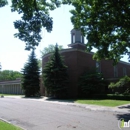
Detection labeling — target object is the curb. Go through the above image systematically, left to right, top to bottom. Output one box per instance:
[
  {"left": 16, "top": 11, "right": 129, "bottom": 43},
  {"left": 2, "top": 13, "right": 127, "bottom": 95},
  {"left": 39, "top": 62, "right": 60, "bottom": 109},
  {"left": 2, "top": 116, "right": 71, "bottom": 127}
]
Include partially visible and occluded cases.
[
  {"left": 3, "top": 96, "right": 130, "bottom": 113},
  {"left": 42, "top": 100, "right": 130, "bottom": 113},
  {"left": 0, "top": 118, "right": 26, "bottom": 130}
]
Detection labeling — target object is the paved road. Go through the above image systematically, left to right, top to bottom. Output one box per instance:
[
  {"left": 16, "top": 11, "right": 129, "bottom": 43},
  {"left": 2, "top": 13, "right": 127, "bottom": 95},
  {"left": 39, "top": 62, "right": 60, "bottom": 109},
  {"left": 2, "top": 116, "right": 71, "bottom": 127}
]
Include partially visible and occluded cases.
[{"left": 0, "top": 98, "right": 130, "bottom": 130}]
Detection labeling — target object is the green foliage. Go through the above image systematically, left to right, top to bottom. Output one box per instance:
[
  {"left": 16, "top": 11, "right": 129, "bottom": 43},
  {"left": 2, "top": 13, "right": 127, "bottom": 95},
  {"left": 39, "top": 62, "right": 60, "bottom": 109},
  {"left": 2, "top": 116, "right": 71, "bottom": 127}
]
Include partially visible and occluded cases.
[
  {"left": 0, "top": 0, "right": 8, "bottom": 7},
  {"left": 3, "top": 0, "right": 130, "bottom": 62},
  {"left": 11, "top": 0, "right": 62, "bottom": 50},
  {"left": 69, "top": 0, "right": 130, "bottom": 64},
  {"left": 41, "top": 44, "right": 63, "bottom": 57},
  {"left": 43, "top": 44, "right": 69, "bottom": 98},
  {"left": 22, "top": 50, "right": 40, "bottom": 97},
  {"left": 0, "top": 70, "right": 22, "bottom": 81},
  {"left": 78, "top": 70, "right": 107, "bottom": 97},
  {"left": 108, "top": 76, "right": 130, "bottom": 95},
  {"left": 108, "top": 82, "right": 117, "bottom": 89}
]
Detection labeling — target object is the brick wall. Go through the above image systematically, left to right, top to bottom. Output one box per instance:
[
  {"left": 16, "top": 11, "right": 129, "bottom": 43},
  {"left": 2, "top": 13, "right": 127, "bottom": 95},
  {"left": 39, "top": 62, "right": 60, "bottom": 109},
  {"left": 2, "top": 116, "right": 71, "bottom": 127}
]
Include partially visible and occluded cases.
[{"left": 42, "top": 48, "right": 130, "bottom": 98}]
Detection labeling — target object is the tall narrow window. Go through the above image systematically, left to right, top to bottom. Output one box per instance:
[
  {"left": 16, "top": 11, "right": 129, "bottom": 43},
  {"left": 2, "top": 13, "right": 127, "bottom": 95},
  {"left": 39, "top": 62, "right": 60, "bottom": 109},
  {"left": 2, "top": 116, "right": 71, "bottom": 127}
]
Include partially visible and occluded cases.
[
  {"left": 72, "top": 33, "right": 75, "bottom": 43},
  {"left": 81, "top": 36, "right": 82, "bottom": 43},
  {"left": 96, "top": 61, "right": 101, "bottom": 72},
  {"left": 114, "top": 66, "right": 118, "bottom": 77},
  {"left": 123, "top": 67, "right": 127, "bottom": 76}
]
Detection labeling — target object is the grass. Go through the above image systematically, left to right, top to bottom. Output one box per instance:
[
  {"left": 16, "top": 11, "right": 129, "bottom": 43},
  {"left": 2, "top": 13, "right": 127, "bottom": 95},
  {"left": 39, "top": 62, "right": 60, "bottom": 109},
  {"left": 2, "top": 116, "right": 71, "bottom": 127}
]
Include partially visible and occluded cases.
[
  {"left": 0, "top": 94, "right": 23, "bottom": 96},
  {"left": 75, "top": 99, "right": 130, "bottom": 107},
  {"left": 0, "top": 120, "right": 22, "bottom": 130}
]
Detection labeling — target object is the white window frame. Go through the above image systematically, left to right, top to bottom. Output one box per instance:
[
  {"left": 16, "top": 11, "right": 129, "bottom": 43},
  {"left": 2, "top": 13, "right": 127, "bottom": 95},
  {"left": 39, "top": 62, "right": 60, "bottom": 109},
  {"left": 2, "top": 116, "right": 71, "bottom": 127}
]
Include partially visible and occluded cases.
[
  {"left": 72, "top": 34, "right": 75, "bottom": 43},
  {"left": 81, "top": 35, "right": 82, "bottom": 43}
]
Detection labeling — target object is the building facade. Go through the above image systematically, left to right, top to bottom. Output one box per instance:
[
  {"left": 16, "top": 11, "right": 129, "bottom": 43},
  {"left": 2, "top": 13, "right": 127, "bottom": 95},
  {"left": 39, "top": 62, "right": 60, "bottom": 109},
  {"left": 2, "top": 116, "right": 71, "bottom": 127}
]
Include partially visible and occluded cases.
[
  {"left": 42, "top": 29, "right": 130, "bottom": 98},
  {"left": 0, "top": 78, "right": 23, "bottom": 95}
]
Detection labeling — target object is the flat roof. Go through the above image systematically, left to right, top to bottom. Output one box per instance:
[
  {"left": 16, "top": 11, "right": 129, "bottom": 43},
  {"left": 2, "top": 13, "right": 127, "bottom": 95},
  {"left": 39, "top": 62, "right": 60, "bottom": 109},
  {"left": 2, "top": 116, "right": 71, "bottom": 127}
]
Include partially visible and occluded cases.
[{"left": 42, "top": 48, "right": 130, "bottom": 66}]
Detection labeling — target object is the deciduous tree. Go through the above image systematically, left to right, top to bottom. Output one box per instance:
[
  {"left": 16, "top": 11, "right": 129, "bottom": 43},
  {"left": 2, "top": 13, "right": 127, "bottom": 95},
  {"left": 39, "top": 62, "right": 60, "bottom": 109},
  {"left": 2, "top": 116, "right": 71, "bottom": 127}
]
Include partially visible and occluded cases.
[
  {"left": 0, "top": 0, "right": 8, "bottom": 7},
  {"left": 11, "top": 0, "right": 61, "bottom": 50},
  {"left": 69, "top": 0, "right": 130, "bottom": 64},
  {"left": 41, "top": 44, "right": 63, "bottom": 57},
  {"left": 0, "top": 70, "right": 22, "bottom": 81}
]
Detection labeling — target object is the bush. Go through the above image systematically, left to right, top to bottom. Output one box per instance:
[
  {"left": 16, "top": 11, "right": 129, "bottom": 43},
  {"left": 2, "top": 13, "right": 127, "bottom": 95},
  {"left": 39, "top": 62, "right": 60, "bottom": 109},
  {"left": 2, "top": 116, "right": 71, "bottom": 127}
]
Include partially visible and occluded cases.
[
  {"left": 78, "top": 70, "right": 107, "bottom": 98},
  {"left": 108, "top": 76, "right": 130, "bottom": 95}
]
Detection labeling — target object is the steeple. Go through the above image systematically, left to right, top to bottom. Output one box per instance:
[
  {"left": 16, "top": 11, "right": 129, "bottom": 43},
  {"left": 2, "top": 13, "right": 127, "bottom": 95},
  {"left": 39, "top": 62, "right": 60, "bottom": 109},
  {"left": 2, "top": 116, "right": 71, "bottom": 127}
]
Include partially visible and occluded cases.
[
  {"left": 68, "top": 29, "right": 86, "bottom": 50},
  {"left": 71, "top": 29, "right": 84, "bottom": 44}
]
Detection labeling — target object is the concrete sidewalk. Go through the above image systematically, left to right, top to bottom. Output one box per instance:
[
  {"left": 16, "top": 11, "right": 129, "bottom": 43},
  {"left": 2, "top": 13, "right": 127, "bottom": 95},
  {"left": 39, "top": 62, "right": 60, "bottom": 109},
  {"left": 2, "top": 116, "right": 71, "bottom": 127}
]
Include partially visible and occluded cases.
[{"left": 2, "top": 95, "right": 130, "bottom": 113}]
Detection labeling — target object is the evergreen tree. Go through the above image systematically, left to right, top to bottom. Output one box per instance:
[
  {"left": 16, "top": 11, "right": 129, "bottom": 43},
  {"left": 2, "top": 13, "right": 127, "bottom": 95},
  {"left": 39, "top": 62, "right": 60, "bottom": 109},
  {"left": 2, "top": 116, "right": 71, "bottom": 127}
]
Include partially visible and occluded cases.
[
  {"left": 43, "top": 44, "right": 69, "bottom": 98},
  {"left": 22, "top": 50, "right": 40, "bottom": 97}
]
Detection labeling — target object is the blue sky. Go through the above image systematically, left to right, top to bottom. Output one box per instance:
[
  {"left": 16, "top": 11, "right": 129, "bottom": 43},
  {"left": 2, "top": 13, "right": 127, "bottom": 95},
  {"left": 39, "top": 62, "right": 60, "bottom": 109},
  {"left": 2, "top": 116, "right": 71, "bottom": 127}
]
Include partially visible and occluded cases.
[{"left": 0, "top": 3, "right": 129, "bottom": 72}]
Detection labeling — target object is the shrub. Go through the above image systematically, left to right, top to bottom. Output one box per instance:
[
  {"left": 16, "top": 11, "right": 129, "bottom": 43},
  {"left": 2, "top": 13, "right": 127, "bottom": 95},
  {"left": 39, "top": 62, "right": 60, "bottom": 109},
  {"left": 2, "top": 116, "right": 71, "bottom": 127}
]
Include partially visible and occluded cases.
[
  {"left": 78, "top": 70, "right": 107, "bottom": 98},
  {"left": 108, "top": 76, "right": 130, "bottom": 95}
]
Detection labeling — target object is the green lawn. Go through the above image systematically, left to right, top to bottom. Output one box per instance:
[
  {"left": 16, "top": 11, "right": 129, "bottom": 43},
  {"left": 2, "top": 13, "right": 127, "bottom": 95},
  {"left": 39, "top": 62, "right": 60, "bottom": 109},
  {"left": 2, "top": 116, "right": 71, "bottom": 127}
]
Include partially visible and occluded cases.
[
  {"left": 0, "top": 94, "right": 23, "bottom": 96},
  {"left": 75, "top": 99, "right": 130, "bottom": 107},
  {"left": 0, "top": 120, "right": 22, "bottom": 130}
]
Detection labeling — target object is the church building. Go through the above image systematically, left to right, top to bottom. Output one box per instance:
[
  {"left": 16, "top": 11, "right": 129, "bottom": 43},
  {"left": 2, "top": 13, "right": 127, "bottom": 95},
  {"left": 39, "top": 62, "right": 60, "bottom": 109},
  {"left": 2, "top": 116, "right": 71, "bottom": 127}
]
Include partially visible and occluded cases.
[{"left": 42, "top": 29, "right": 130, "bottom": 98}]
